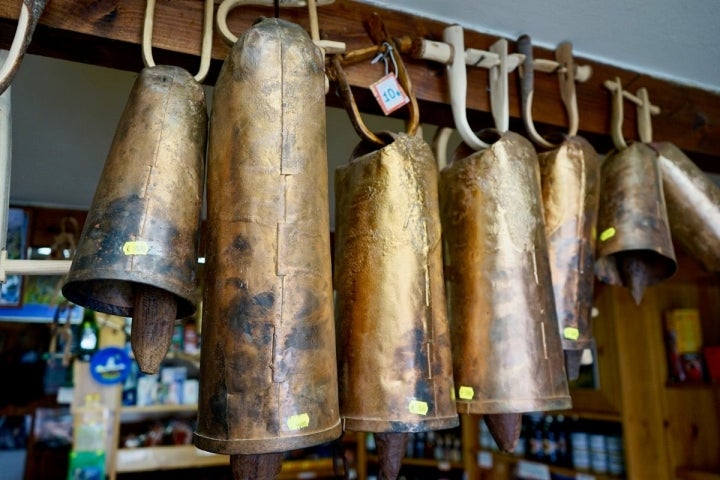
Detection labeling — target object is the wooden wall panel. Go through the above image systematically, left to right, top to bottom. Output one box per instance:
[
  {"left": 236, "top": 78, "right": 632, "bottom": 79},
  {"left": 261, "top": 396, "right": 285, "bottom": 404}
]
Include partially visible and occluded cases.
[{"left": 0, "top": 0, "right": 718, "bottom": 168}]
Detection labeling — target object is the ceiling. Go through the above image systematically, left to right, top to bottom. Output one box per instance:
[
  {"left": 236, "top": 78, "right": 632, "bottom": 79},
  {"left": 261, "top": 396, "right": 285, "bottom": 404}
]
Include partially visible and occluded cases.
[{"left": 5, "top": 0, "right": 720, "bottom": 233}]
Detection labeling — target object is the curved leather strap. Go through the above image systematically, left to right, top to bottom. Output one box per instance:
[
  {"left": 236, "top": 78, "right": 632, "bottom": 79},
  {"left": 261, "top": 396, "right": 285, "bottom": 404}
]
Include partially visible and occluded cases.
[
  {"left": 0, "top": 0, "right": 49, "bottom": 95},
  {"left": 144, "top": 0, "right": 214, "bottom": 82}
]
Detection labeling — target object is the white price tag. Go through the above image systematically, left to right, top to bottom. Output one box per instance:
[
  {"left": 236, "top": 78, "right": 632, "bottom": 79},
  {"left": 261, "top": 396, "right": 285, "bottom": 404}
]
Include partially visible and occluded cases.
[
  {"left": 370, "top": 73, "right": 410, "bottom": 115},
  {"left": 477, "top": 450, "right": 493, "bottom": 469},
  {"left": 516, "top": 460, "right": 550, "bottom": 480}
]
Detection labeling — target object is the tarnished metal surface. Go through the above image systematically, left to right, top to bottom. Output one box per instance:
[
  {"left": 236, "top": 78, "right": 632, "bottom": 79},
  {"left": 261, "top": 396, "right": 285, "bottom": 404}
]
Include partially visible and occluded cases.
[
  {"left": 194, "top": 18, "right": 340, "bottom": 455},
  {"left": 62, "top": 65, "right": 206, "bottom": 319},
  {"left": 439, "top": 131, "right": 571, "bottom": 415},
  {"left": 334, "top": 133, "right": 458, "bottom": 433},
  {"left": 538, "top": 136, "right": 601, "bottom": 380},
  {"left": 595, "top": 142, "right": 676, "bottom": 304},
  {"left": 651, "top": 142, "right": 720, "bottom": 272}
]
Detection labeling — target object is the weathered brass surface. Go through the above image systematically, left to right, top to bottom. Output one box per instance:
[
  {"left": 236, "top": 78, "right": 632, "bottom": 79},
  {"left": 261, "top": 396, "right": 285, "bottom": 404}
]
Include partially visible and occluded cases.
[
  {"left": 194, "top": 18, "right": 341, "bottom": 455},
  {"left": 62, "top": 65, "right": 206, "bottom": 320},
  {"left": 439, "top": 131, "right": 571, "bottom": 415},
  {"left": 334, "top": 133, "right": 458, "bottom": 434},
  {"left": 538, "top": 136, "right": 601, "bottom": 380},
  {"left": 595, "top": 142, "right": 676, "bottom": 304},
  {"left": 651, "top": 142, "right": 720, "bottom": 272}
]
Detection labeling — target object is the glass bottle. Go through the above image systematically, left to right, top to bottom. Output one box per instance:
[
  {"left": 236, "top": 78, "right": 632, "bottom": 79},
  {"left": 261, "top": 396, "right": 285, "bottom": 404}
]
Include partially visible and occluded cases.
[{"left": 78, "top": 308, "right": 99, "bottom": 361}]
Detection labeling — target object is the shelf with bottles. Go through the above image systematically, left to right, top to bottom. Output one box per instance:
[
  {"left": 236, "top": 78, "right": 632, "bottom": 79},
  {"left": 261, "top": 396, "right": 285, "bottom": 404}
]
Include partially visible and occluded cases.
[{"left": 474, "top": 413, "right": 626, "bottom": 479}]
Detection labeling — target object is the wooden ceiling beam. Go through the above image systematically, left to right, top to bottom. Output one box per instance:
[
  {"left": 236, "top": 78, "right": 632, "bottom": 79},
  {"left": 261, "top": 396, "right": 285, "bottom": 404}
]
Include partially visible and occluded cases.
[{"left": 0, "top": 0, "right": 718, "bottom": 168}]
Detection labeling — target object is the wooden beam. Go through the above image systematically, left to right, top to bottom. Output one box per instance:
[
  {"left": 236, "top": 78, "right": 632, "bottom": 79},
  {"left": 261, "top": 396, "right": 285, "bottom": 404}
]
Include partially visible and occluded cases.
[{"left": 1, "top": 0, "right": 719, "bottom": 168}]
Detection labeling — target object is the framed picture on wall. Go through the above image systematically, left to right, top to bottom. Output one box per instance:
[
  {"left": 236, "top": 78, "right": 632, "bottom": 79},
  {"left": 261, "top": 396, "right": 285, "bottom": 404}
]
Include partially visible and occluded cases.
[{"left": 1, "top": 208, "right": 30, "bottom": 307}]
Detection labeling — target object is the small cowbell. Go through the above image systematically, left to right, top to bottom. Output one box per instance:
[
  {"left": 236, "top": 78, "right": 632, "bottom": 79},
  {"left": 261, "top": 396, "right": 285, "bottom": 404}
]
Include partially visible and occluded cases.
[{"left": 62, "top": 65, "right": 207, "bottom": 373}]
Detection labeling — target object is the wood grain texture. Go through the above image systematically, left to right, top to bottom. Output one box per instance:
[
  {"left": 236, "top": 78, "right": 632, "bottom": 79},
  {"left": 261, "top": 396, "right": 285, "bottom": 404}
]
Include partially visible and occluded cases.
[{"left": 0, "top": 0, "right": 719, "bottom": 165}]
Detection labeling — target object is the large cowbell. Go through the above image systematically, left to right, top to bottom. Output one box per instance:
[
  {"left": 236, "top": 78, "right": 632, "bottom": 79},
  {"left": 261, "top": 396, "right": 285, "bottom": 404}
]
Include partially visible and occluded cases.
[
  {"left": 194, "top": 18, "right": 341, "bottom": 456},
  {"left": 62, "top": 65, "right": 206, "bottom": 364},
  {"left": 439, "top": 131, "right": 571, "bottom": 419},
  {"left": 334, "top": 132, "right": 458, "bottom": 435},
  {"left": 538, "top": 136, "right": 601, "bottom": 380},
  {"left": 594, "top": 142, "right": 676, "bottom": 304},
  {"left": 650, "top": 142, "right": 720, "bottom": 273}
]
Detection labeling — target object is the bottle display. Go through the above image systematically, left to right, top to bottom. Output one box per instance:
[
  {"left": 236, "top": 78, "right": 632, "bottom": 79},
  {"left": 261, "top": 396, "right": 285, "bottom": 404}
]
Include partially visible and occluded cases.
[
  {"left": 77, "top": 308, "right": 99, "bottom": 362},
  {"left": 477, "top": 414, "right": 626, "bottom": 476}
]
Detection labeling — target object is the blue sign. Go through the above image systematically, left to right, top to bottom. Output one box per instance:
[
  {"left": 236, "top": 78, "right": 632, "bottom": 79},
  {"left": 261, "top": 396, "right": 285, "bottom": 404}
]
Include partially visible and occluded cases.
[{"left": 89, "top": 347, "right": 131, "bottom": 385}]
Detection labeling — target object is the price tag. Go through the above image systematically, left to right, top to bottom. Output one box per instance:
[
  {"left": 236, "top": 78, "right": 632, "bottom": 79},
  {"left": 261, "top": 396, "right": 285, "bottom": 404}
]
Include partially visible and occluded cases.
[
  {"left": 370, "top": 73, "right": 410, "bottom": 115},
  {"left": 599, "top": 227, "right": 616, "bottom": 242},
  {"left": 123, "top": 240, "right": 150, "bottom": 255},
  {"left": 458, "top": 386, "right": 474, "bottom": 400},
  {"left": 408, "top": 399, "right": 429, "bottom": 415},
  {"left": 287, "top": 413, "right": 310, "bottom": 430},
  {"left": 516, "top": 460, "right": 550, "bottom": 480}
]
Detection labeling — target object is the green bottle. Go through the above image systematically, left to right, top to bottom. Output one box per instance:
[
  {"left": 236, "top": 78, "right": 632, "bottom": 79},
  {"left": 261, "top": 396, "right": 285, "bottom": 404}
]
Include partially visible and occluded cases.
[{"left": 78, "top": 308, "right": 99, "bottom": 361}]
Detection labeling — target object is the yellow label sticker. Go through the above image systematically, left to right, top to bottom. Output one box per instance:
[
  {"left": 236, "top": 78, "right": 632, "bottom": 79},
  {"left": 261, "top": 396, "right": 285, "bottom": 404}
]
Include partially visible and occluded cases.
[
  {"left": 599, "top": 227, "right": 616, "bottom": 242},
  {"left": 122, "top": 241, "right": 150, "bottom": 255},
  {"left": 563, "top": 327, "right": 580, "bottom": 340},
  {"left": 458, "top": 386, "right": 474, "bottom": 400},
  {"left": 408, "top": 400, "right": 429, "bottom": 415},
  {"left": 286, "top": 413, "right": 310, "bottom": 431}
]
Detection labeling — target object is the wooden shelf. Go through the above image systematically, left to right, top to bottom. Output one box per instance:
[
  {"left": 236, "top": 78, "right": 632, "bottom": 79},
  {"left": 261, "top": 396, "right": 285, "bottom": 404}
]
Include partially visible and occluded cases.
[
  {"left": 119, "top": 404, "right": 198, "bottom": 415},
  {"left": 116, "top": 445, "right": 228, "bottom": 472},
  {"left": 117, "top": 445, "right": 340, "bottom": 478},
  {"left": 479, "top": 450, "right": 624, "bottom": 480},
  {"left": 367, "top": 453, "right": 463, "bottom": 471},
  {"left": 676, "top": 467, "right": 720, "bottom": 480}
]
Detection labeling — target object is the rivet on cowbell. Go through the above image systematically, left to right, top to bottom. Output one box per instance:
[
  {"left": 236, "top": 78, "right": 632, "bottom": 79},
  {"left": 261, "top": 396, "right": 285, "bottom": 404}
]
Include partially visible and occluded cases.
[
  {"left": 62, "top": 0, "right": 212, "bottom": 374},
  {"left": 193, "top": 16, "right": 341, "bottom": 479},
  {"left": 329, "top": 19, "right": 458, "bottom": 480},
  {"left": 438, "top": 28, "right": 571, "bottom": 453},
  {"left": 516, "top": 35, "right": 601, "bottom": 381},
  {"left": 595, "top": 79, "right": 676, "bottom": 305}
]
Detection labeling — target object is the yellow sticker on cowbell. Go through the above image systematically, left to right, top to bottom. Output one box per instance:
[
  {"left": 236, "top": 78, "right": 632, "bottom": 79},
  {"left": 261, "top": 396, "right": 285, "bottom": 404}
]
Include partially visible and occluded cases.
[
  {"left": 599, "top": 227, "right": 616, "bottom": 242},
  {"left": 122, "top": 241, "right": 150, "bottom": 255},
  {"left": 563, "top": 327, "right": 580, "bottom": 340},
  {"left": 458, "top": 386, "right": 474, "bottom": 400},
  {"left": 408, "top": 400, "right": 429, "bottom": 415},
  {"left": 287, "top": 413, "right": 310, "bottom": 430}
]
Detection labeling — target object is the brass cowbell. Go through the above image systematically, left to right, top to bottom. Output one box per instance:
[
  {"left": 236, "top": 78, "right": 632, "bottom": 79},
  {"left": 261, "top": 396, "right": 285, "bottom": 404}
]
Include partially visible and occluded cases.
[
  {"left": 62, "top": 1, "right": 213, "bottom": 375},
  {"left": 194, "top": 17, "right": 341, "bottom": 459},
  {"left": 329, "top": 25, "right": 458, "bottom": 479},
  {"left": 438, "top": 30, "right": 570, "bottom": 454},
  {"left": 517, "top": 35, "right": 601, "bottom": 380},
  {"left": 62, "top": 65, "right": 207, "bottom": 370},
  {"left": 595, "top": 81, "right": 676, "bottom": 304},
  {"left": 440, "top": 132, "right": 571, "bottom": 419},
  {"left": 651, "top": 142, "right": 720, "bottom": 273}
]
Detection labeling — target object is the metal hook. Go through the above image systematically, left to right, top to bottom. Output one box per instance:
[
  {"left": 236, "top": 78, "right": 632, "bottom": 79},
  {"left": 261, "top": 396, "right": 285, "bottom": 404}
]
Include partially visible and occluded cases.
[
  {"left": 0, "top": 0, "right": 49, "bottom": 95},
  {"left": 143, "top": 0, "right": 214, "bottom": 82},
  {"left": 517, "top": 35, "right": 587, "bottom": 148},
  {"left": 604, "top": 78, "right": 660, "bottom": 150}
]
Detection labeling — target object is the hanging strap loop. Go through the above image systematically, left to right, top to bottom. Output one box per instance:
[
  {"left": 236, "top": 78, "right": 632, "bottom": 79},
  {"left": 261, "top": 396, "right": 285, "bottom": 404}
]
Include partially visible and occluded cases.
[
  {"left": 0, "top": 0, "right": 49, "bottom": 95},
  {"left": 143, "top": 0, "right": 214, "bottom": 82},
  {"left": 327, "top": 14, "right": 418, "bottom": 147},
  {"left": 518, "top": 35, "right": 589, "bottom": 148},
  {"left": 604, "top": 77, "right": 660, "bottom": 150}
]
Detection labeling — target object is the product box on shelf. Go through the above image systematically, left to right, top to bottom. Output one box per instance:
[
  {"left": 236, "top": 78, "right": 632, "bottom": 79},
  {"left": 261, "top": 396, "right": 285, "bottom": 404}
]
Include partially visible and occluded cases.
[{"left": 664, "top": 308, "right": 706, "bottom": 383}]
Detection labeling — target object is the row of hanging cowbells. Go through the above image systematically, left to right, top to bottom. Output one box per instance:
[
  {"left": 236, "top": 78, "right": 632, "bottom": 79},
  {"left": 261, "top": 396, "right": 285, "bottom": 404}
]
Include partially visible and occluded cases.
[{"left": 2, "top": 1, "right": 720, "bottom": 479}]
